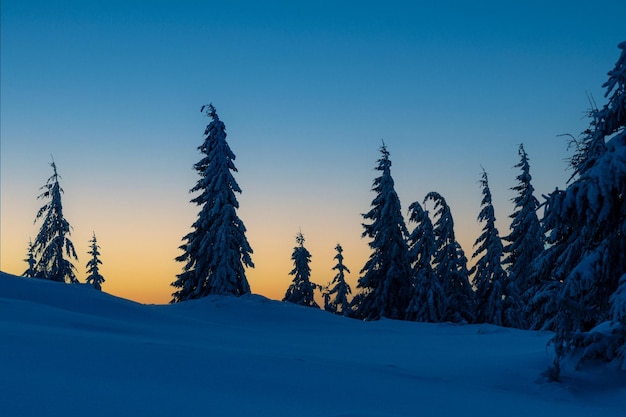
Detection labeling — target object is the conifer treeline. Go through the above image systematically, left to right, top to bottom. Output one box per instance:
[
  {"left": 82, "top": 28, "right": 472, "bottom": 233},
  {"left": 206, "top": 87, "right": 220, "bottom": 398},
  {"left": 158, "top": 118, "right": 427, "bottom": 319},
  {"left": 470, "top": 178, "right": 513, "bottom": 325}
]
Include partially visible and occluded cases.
[{"left": 288, "top": 142, "right": 539, "bottom": 326}]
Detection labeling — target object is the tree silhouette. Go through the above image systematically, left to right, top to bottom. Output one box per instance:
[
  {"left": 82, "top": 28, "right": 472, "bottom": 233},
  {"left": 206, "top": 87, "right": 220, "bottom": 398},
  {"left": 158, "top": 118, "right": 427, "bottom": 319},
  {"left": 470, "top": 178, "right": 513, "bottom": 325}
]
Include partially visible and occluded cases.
[
  {"left": 533, "top": 42, "right": 626, "bottom": 379},
  {"left": 172, "top": 104, "right": 254, "bottom": 302},
  {"left": 352, "top": 143, "right": 412, "bottom": 320},
  {"left": 503, "top": 144, "right": 544, "bottom": 327},
  {"left": 32, "top": 160, "right": 78, "bottom": 283},
  {"left": 471, "top": 169, "right": 520, "bottom": 327},
  {"left": 424, "top": 192, "right": 474, "bottom": 323},
  {"left": 405, "top": 201, "right": 446, "bottom": 322},
  {"left": 283, "top": 232, "right": 319, "bottom": 308},
  {"left": 85, "top": 233, "right": 105, "bottom": 291},
  {"left": 22, "top": 239, "right": 37, "bottom": 278},
  {"left": 324, "top": 243, "right": 352, "bottom": 316}
]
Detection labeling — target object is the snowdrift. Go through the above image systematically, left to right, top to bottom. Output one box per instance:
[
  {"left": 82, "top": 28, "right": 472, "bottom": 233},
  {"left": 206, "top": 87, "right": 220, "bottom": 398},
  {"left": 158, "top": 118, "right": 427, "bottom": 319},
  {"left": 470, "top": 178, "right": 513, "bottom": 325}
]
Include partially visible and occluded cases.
[{"left": 0, "top": 272, "right": 624, "bottom": 416}]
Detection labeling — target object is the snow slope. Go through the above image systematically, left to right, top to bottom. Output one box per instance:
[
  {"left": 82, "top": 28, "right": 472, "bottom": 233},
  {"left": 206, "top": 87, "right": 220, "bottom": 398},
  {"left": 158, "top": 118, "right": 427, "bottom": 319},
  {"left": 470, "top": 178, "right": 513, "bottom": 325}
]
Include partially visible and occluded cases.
[{"left": 0, "top": 271, "right": 624, "bottom": 416}]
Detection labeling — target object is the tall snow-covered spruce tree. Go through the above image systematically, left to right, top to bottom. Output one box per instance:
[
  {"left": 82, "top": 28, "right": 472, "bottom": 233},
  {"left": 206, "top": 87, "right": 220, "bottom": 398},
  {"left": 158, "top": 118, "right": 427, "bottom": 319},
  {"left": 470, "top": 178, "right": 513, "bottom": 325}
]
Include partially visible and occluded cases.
[
  {"left": 533, "top": 41, "right": 626, "bottom": 378},
  {"left": 171, "top": 104, "right": 254, "bottom": 302},
  {"left": 352, "top": 143, "right": 412, "bottom": 320},
  {"left": 503, "top": 144, "right": 544, "bottom": 326},
  {"left": 32, "top": 160, "right": 78, "bottom": 283},
  {"left": 471, "top": 169, "right": 520, "bottom": 327},
  {"left": 424, "top": 192, "right": 474, "bottom": 323},
  {"left": 405, "top": 200, "right": 446, "bottom": 322},
  {"left": 283, "top": 232, "right": 319, "bottom": 308},
  {"left": 85, "top": 233, "right": 105, "bottom": 291},
  {"left": 324, "top": 243, "right": 352, "bottom": 316}
]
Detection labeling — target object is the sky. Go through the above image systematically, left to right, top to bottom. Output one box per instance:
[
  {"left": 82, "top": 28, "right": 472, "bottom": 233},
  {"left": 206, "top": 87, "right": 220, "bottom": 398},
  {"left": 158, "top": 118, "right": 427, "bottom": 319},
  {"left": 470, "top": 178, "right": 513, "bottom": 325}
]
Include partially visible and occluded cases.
[{"left": 1, "top": 0, "right": 625, "bottom": 304}]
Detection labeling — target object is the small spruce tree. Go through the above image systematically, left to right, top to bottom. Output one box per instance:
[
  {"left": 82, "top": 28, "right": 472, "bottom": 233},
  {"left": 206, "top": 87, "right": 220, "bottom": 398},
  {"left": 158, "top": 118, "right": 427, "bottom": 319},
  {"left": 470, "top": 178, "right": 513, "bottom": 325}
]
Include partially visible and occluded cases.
[
  {"left": 172, "top": 104, "right": 254, "bottom": 302},
  {"left": 352, "top": 143, "right": 412, "bottom": 320},
  {"left": 32, "top": 160, "right": 78, "bottom": 283},
  {"left": 283, "top": 232, "right": 319, "bottom": 308},
  {"left": 85, "top": 233, "right": 105, "bottom": 291},
  {"left": 22, "top": 239, "right": 37, "bottom": 278},
  {"left": 324, "top": 243, "right": 352, "bottom": 316}
]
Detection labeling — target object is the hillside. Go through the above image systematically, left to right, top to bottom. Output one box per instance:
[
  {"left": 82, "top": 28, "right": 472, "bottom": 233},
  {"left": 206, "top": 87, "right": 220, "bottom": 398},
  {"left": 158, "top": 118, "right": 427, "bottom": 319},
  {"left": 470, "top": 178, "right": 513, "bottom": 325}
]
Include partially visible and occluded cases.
[{"left": 0, "top": 272, "right": 624, "bottom": 416}]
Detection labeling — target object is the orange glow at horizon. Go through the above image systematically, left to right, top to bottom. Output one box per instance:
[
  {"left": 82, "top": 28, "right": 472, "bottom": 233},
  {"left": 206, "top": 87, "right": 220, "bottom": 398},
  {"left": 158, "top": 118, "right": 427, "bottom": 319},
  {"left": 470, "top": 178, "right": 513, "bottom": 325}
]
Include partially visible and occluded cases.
[{"left": 1, "top": 200, "right": 482, "bottom": 306}]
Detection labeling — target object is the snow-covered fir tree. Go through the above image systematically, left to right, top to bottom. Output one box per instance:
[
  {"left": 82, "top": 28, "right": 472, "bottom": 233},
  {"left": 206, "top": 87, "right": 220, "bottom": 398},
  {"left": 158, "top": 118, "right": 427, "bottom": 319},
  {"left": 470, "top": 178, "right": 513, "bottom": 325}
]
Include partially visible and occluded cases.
[
  {"left": 533, "top": 41, "right": 626, "bottom": 378},
  {"left": 171, "top": 104, "right": 254, "bottom": 302},
  {"left": 352, "top": 143, "right": 412, "bottom": 320},
  {"left": 503, "top": 144, "right": 544, "bottom": 324},
  {"left": 32, "top": 160, "right": 78, "bottom": 283},
  {"left": 471, "top": 169, "right": 521, "bottom": 327},
  {"left": 424, "top": 191, "right": 474, "bottom": 323},
  {"left": 405, "top": 200, "right": 446, "bottom": 322},
  {"left": 283, "top": 232, "right": 319, "bottom": 308},
  {"left": 85, "top": 233, "right": 105, "bottom": 291},
  {"left": 22, "top": 239, "right": 37, "bottom": 278},
  {"left": 324, "top": 243, "right": 352, "bottom": 316}
]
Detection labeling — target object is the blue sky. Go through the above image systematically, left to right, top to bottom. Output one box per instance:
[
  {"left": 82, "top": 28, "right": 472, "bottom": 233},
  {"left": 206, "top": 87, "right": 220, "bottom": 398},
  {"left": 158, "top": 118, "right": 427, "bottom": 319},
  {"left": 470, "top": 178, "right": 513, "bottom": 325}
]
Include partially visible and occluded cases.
[{"left": 1, "top": 0, "right": 624, "bottom": 303}]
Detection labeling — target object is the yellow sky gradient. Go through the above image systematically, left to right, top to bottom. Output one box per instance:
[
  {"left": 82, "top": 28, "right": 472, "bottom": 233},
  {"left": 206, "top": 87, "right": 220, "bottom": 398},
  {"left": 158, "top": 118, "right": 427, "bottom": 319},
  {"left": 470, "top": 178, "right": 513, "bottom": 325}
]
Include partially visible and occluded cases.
[{"left": 0, "top": 163, "right": 485, "bottom": 306}]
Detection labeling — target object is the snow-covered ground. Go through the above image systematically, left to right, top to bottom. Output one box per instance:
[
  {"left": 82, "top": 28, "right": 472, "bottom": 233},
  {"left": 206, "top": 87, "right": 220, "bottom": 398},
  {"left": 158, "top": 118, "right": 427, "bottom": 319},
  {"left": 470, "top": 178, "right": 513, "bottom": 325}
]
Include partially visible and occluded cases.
[{"left": 1, "top": 271, "right": 624, "bottom": 416}]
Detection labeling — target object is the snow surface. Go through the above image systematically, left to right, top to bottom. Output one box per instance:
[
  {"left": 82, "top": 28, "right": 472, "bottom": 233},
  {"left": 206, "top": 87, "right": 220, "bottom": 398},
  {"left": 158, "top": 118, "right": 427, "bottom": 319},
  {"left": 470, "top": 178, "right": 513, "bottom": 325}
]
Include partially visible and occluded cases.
[{"left": 1, "top": 271, "right": 624, "bottom": 417}]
